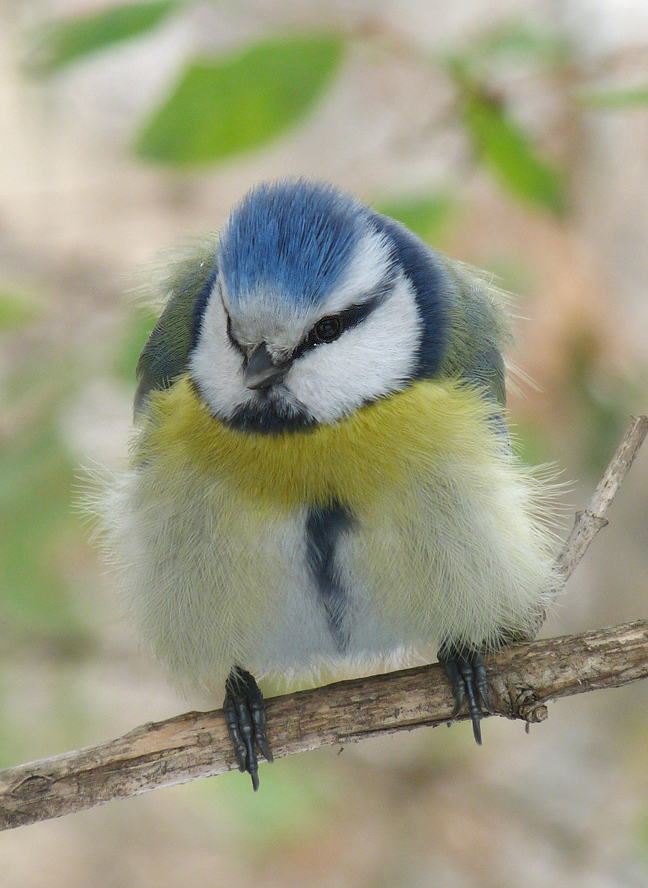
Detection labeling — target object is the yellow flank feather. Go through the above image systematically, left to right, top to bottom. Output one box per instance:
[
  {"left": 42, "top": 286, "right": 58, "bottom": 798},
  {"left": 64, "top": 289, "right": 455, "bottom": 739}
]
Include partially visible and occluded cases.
[{"left": 135, "top": 375, "right": 504, "bottom": 512}]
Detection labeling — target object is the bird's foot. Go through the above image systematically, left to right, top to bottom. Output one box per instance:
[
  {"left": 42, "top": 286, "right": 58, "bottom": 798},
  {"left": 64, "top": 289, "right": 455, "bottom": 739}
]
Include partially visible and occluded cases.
[
  {"left": 437, "top": 644, "right": 494, "bottom": 745},
  {"left": 223, "top": 667, "right": 273, "bottom": 791}
]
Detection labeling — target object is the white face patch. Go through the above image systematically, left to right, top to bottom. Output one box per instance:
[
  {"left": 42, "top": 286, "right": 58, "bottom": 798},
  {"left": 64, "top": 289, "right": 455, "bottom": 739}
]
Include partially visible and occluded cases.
[
  {"left": 189, "top": 229, "right": 423, "bottom": 429},
  {"left": 285, "top": 273, "right": 421, "bottom": 423},
  {"left": 190, "top": 280, "right": 315, "bottom": 427},
  {"left": 189, "top": 283, "right": 253, "bottom": 420}
]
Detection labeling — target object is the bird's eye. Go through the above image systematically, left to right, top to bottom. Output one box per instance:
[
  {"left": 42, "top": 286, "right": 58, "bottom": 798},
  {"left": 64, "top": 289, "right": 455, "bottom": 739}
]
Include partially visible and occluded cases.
[{"left": 312, "top": 316, "right": 343, "bottom": 344}]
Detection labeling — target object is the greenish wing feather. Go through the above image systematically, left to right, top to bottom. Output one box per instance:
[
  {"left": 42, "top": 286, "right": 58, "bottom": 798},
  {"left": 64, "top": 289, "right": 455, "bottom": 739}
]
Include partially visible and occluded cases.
[
  {"left": 135, "top": 241, "right": 218, "bottom": 416},
  {"left": 438, "top": 258, "right": 511, "bottom": 409},
  {"left": 462, "top": 341, "right": 506, "bottom": 407}
]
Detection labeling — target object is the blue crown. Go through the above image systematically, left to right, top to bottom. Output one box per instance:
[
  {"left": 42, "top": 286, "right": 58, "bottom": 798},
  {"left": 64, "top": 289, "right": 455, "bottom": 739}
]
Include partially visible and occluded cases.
[{"left": 218, "top": 180, "right": 367, "bottom": 309}]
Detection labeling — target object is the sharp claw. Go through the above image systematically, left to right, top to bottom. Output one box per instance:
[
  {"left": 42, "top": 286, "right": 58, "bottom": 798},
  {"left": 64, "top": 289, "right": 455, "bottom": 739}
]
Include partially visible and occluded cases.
[
  {"left": 438, "top": 645, "right": 492, "bottom": 743},
  {"left": 474, "top": 659, "right": 495, "bottom": 715},
  {"left": 223, "top": 668, "right": 273, "bottom": 789},
  {"left": 479, "top": 689, "right": 495, "bottom": 717},
  {"left": 471, "top": 714, "right": 482, "bottom": 745},
  {"left": 257, "top": 735, "right": 274, "bottom": 763}
]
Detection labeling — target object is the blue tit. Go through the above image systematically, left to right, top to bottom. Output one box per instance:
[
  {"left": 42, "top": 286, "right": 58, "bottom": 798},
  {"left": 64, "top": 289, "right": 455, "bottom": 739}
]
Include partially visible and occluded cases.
[{"left": 101, "top": 179, "right": 559, "bottom": 790}]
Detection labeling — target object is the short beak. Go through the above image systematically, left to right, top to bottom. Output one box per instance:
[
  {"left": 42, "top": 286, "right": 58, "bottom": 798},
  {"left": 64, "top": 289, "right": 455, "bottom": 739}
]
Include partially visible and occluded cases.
[{"left": 244, "top": 342, "right": 288, "bottom": 390}]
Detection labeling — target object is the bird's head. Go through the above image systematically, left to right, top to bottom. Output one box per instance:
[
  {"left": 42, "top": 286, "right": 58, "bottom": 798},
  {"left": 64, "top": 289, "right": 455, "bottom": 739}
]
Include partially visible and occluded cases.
[{"left": 189, "top": 180, "right": 449, "bottom": 433}]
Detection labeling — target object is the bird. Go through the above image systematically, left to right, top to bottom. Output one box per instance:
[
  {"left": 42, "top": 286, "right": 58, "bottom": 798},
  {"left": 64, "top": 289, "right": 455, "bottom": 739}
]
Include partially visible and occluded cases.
[{"left": 101, "top": 178, "right": 559, "bottom": 791}]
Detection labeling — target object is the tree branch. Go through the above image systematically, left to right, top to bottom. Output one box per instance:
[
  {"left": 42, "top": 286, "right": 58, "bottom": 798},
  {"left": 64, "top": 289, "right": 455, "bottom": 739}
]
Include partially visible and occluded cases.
[
  {"left": 557, "top": 414, "right": 648, "bottom": 580},
  {"left": 1, "top": 415, "right": 646, "bottom": 831},
  {"left": 2, "top": 620, "right": 648, "bottom": 831}
]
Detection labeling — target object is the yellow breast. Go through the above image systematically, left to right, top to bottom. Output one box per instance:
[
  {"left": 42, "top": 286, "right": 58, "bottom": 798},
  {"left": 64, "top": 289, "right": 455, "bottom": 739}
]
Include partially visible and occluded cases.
[{"left": 134, "top": 375, "right": 501, "bottom": 512}]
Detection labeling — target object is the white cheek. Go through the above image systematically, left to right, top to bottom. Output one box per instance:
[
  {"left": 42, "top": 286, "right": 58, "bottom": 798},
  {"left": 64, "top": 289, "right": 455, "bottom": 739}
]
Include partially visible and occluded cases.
[
  {"left": 286, "top": 276, "right": 421, "bottom": 424},
  {"left": 189, "top": 293, "right": 252, "bottom": 417}
]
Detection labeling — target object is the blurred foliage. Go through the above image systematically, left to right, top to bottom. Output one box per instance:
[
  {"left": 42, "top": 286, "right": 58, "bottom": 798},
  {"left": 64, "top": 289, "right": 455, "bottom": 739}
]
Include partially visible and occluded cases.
[
  {"left": 30, "top": 0, "right": 178, "bottom": 73},
  {"left": 30, "top": 5, "right": 646, "bottom": 213},
  {"left": 32, "top": 5, "right": 572, "bottom": 214},
  {"left": 457, "top": 21, "right": 571, "bottom": 73},
  {"left": 136, "top": 35, "right": 344, "bottom": 165},
  {"left": 450, "top": 60, "right": 566, "bottom": 217},
  {"left": 583, "top": 84, "right": 648, "bottom": 110},
  {"left": 374, "top": 193, "right": 456, "bottom": 244},
  {"left": 0, "top": 289, "right": 39, "bottom": 331},
  {"left": 0, "top": 289, "right": 102, "bottom": 656},
  {"left": 115, "top": 309, "right": 158, "bottom": 383},
  {"left": 563, "top": 330, "right": 639, "bottom": 476},
  {"left": 0, "top": 395, "right": 83, "bottom": 642},
  {"left": 509, "top": 420, "right": 555, "bottom": 469},
  {"left": 0, "top": 661, "right": 97, "bottom": 768},
  {"left": 196, "top": 754, "right": 336, "bottom": 851}
]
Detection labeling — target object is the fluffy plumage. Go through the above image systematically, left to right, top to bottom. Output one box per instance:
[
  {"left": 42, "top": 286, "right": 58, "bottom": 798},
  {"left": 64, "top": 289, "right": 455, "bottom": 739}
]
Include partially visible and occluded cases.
[
  {"left": 100, "top": 178, "right": 560, "bottom": 768},
  {"left": 100, "top": 181, "right": 560, "bottom": 706},
  {"left": 103, "top": 373, "right": 556, "bottom": 692}
]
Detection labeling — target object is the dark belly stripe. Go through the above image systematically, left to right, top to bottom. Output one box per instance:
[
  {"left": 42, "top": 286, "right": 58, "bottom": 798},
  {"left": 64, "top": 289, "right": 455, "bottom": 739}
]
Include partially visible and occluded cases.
[{"left": 305, "top": 503, "right": 354, "bottom": 651}]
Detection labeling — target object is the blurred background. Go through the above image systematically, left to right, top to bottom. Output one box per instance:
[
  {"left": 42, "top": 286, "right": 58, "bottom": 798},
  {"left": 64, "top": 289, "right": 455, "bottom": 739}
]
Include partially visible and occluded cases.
[{"left": 1, "top": 0, "right": 648, "bottom": 885}]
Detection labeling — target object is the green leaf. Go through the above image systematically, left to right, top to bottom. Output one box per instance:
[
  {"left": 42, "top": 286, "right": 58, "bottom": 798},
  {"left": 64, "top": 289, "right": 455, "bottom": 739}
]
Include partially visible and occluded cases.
[
  {"left": 33, "top": 1, "right": 178, "bottom": 73},
  {"left": 136, "top": 35, "right": 344, "bottom": 165},
  {"left": 459, "top": 81, "right": 566, "bottom": 216},
  {"left": 583, "top": 85, "right": 648, "bottom": 110},
  {"left": 374, "top": 193, "right": 455, "bottom": 244}
]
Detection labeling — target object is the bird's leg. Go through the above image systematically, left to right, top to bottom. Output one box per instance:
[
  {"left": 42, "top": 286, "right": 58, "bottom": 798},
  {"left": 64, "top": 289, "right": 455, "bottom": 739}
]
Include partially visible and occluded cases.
[
  {"left": 437, "top": 643, "right": 495, "bottom": 745},
  {"left": 223, "top": 667, "right": 273, "bottom": 791}
]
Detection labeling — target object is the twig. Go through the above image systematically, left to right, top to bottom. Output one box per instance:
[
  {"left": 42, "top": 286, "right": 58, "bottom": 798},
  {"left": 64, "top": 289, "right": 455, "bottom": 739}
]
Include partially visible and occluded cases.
[
  {"left": 0, "top": 415, "right": 646, "bottom": 831},
  {"left": 557, "top": 415, "right": 648, "bottom": 580}
]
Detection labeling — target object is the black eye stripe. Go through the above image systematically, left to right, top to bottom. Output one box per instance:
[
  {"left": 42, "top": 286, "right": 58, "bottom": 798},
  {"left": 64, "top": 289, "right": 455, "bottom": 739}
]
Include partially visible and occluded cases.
[
  {"left": 223, "top": 273, "right": 396, "bottom": 369},
  {"left": 292, "top": 286, "right": 391, "bottom": 361},
  {"left": 335, "top": 295, "right": 382, "bottom": 330}
]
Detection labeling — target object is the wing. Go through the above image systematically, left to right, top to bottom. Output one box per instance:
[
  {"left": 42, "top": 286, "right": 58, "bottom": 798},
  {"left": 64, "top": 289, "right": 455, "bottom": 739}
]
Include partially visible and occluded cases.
[
  {"left": 369, "top": 213, "right": 510, "bottom": 409},
  {"left": 134, "top": 241, "right": 218, "bottom": 416},
  {"left": 434, "top": 258, "right": 511, "bottom": 409}
]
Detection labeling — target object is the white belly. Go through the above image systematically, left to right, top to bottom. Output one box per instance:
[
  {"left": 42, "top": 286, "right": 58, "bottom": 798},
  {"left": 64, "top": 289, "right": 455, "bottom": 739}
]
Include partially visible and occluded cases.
[{"left": 100, "top": 448, "right": 557, "bottom": 694}]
